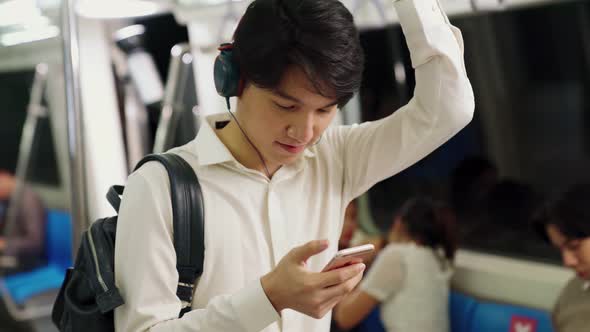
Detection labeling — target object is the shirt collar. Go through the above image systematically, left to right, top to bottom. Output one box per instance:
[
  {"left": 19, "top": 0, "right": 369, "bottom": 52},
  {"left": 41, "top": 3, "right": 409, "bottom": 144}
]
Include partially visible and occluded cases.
[
  {"left": 193, "top": 112, "right": 316, "bottom": 168},
  {"left": 193, "top": 113, "right": 235, "bottom": 166},
  {"left": 303, "top": 145, "right": 316, "bottom": 158}
]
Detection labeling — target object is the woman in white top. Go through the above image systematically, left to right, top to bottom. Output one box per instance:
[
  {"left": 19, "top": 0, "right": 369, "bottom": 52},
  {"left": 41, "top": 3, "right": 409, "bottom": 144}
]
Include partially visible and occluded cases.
[{"left": 334, "top": 197, "right": 456, "bottom": 332}]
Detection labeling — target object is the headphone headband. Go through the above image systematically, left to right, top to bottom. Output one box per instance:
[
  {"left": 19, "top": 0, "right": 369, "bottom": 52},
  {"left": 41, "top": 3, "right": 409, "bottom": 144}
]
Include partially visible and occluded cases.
[
  {"left": 214, "top": 42, "right": 240, "bottom": 108},
  {"left": 218, "top": 43, "right": 233, "bottom": 51}
]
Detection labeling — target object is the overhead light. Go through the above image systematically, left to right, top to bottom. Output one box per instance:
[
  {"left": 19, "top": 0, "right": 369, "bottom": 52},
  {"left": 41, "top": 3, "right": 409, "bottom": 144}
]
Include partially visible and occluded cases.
[
  {"left": 0, "top": 0, "right": 51, "bottom": 28},
  {"left": 0, "top": 0, "right": 60, "bottom": 46},
  {"left": 36, "top": 0, "right": 62, "bottom": 10},
  {"left": 76, "top": 0, "right": 170, "bottom": 19},
  {"left": 0, "top": 25, "right": 60, "bottom": 46}
]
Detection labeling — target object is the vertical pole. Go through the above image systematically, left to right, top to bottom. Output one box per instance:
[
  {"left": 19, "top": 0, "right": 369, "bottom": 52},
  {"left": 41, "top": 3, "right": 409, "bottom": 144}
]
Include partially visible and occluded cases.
[{"left": 61, "top": 0, "right": 88, "bottom": 254}]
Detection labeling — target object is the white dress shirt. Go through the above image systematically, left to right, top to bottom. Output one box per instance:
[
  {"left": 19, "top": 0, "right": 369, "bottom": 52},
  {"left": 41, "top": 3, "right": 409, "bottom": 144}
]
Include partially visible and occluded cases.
[
  {"left": 114, "top": 0, "right": 475, "bottom": 331},
  {"left": 361, "top": 243, "right": 453, "bottom": 332}
]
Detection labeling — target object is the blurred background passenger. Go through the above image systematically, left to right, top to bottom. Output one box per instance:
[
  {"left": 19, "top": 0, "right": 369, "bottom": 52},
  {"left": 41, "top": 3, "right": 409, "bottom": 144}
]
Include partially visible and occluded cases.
[
  {"left": 451, "top": 156, "right": 498, "bottom": 225},
  {"left": 0, "top": 170, "right": 46, "bottom": 275},
  {"left": 0, "top": 170, "right": 46, "bottom": 332},
  {"left": 474, "top": 179, "right": 539, "bottom": 252},
  {"left": 533, "top": 183, "right": 590, "bottom": 332},
  {"left": 333, "top": 197, "right": 456, "bottom": 332},
  {"left": 339, "top": 198, "right": 384, "bottom": 269},
  {"left": 340, "top": 200, "right": 359, "bottom": 251}
]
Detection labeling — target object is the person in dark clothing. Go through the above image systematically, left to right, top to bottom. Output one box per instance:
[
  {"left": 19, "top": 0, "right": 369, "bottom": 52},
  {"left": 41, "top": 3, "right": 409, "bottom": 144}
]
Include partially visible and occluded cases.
[
  {"left": 450, "top": 156, "right": 498, "bottom": 222},
  {"left": 0, "top": 170, "right": 46, "bottom": 274},
  {"left": 0, "top": 170, "right": 46, "bottom": 332},
  {"left": 533, "top": 183, "right": 590, "bottom": 332}
]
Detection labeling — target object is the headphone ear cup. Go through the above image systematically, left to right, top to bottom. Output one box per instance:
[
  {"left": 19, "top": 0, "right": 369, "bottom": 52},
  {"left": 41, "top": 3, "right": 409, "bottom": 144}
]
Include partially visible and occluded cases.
[{"left": 214, "top": 47, "right": 240, "bottom": 98}]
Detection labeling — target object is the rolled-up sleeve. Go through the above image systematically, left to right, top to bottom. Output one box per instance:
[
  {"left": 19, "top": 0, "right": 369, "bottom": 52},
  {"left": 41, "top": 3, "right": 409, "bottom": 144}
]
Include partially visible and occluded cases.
[
  {"left": 335, "top": 0, "right": 475, "bottom": 201},
  {"left": 114, "top": 164, "right": 279, "bottom": 332}
]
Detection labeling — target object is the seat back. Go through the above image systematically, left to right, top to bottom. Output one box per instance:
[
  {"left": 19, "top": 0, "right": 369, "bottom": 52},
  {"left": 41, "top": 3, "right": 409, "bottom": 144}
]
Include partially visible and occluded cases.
[
  {"left": 45, "top": 210, "right": 73, "bottom": 270},
  {"left": 450, "top": 291, "right": 477, "bottom": 332},
  {"left": 469, "top": 301, "right": 554, "bottom": 332}
]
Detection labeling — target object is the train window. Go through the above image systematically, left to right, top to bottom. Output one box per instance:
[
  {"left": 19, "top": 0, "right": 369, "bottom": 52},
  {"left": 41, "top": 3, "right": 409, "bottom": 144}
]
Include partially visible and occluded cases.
[
  {"left": 360, "top": 0, "right": 590, "bottom": 264},
  {"left": 0, "top": 70, "right": 60, "bottom": 187}
]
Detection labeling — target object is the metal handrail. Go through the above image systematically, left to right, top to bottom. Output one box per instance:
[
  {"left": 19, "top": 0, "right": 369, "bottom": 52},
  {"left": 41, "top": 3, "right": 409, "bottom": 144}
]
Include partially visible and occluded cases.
[
  {"left": 62, "top": 0, "right": 88, "bottom": 253},
  {"left": 153, "top": 44, "right": 200, "bottom": 153},
  {"left": 1, "top": 64, "right": 48, "bottom": 259},
  {"left": 0, "top": 279, "right": 55, "bottom": 321}
]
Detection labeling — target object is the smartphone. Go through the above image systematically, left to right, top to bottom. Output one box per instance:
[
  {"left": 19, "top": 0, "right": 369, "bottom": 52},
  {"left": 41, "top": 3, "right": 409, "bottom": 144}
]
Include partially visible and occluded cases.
[{"left": 322, "top": 244, "right": 375, "bottom": 272}]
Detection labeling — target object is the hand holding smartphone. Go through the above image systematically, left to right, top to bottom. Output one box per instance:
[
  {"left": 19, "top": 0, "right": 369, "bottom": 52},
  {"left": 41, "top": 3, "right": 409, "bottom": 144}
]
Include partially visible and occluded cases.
[{"left": 322, "top": 244, "right": 374, "bottom": 272}]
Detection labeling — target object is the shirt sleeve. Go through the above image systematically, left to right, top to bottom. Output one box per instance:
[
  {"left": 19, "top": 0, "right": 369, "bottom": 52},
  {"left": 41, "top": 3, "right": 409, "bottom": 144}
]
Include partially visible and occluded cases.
[
  {"left": 333, "top": 0, "right": 475, "bottom": 202},
  {"left": 114, "top": 164, "right": 280, "bottom": 332},
  {"left": 360, "top": 247, "right": 406, "bottom": 301}
]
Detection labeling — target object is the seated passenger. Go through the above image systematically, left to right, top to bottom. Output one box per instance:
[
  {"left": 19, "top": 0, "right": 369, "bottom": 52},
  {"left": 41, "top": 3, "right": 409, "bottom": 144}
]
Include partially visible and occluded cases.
[
  {"left": 451, "top": 156, "right": 498, "bottom": 224},
  {"left": 0, "top": 170, "right": 46, "bottom": 275},
  {"left": 0, "top": 170, "right": 44, "bottom": 332},
  {"left": 474, "top": 179, "right": 538, "bottom": 253},
  {"left": 533, "top": 183, "right": 590, "bottom": 332},
  {"left": 333, "top": 197, "right": 456, "bottom": 332},
  {"left": 339, "top": 199, "right": 384, "bottom": 268},
  {"left": 339, "top": 200, "right": 359, "bottom": 250}
]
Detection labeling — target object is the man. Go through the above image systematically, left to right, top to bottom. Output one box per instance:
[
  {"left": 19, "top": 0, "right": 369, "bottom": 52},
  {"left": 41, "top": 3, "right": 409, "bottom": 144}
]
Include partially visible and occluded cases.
[
  {"left": 114, "top": 0, "right": 474, "bottom": 331},
  {"left": 450, "top": 156, "right": 498, "bottom": 223},
  {"left": 0, "top": 170, "right": 45, "bottom": 274},
  {"left": 0, "top": 170, "right": 45, "bottom": 332},
  {"left": 534, "top": 184, "right": 590, "bottom": 332},
  {"left": 339, "top": 200, "right": 358, "bottom": 251}
]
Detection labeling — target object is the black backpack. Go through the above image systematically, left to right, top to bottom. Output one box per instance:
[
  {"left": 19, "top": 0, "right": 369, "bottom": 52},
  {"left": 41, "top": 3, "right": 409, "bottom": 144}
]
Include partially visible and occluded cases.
[{"left": 51, "top": 153, "right": 205, "bottom": 332}]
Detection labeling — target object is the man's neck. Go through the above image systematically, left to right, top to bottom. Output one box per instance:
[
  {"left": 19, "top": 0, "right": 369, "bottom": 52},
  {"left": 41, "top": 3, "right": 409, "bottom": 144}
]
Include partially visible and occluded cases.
[{"left": 216, "top": 118, "right": 280, "bottom": 177}]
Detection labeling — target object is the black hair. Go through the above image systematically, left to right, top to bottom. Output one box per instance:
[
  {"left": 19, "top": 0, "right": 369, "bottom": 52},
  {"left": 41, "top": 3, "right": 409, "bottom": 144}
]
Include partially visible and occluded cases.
[
  {"left": 232, "top": 0, "right": 364, "bottom": 108},
  {"left": 533, "top": 183, "right": 590, "bottom": 243},
  {"left": 397, "top": 197, "right": 457, "bottom": 261}
]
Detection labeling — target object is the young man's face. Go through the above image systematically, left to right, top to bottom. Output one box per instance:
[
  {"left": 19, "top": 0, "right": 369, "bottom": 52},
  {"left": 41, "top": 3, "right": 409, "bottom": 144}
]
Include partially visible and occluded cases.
[
  {"left": 236, "top": 66, "right": 338, "bottom": 168},
  {"left": 546, "top": 224, "right": 590, "bottom": 280}
]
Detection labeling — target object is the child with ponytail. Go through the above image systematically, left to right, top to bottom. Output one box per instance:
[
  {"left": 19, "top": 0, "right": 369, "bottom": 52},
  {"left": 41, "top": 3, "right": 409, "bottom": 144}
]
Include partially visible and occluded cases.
[{"left": 333, "top": 196, "right": 457, "bottom": 332}]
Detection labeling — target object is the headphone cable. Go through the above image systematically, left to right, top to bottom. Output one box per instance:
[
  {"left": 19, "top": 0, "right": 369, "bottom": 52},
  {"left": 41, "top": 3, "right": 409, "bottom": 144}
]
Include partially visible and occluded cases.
[{"left": 225, "top": 105, "right": 272, "bottom": 179}]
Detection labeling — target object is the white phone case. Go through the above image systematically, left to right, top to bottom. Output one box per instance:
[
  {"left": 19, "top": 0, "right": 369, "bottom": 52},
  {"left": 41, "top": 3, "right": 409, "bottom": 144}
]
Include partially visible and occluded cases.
[{"left": 322, "top": 244, "right": 374, "bottom": 272}]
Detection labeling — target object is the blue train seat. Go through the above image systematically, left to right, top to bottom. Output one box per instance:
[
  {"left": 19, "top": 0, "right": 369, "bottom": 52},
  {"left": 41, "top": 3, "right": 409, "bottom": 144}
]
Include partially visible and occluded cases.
[
  {"left": 2, "top": 210, "right": 73, "bottom": 305},
  {"left": 44, "top": 210, "right": 73, "bottom": 270},
  {"left": 450, "top": 291, "right": 477, "bottom": 332},
  {"left": 355, "top": 292, "right": 474, "bottom": 332},
  {"left": 469, "top": 301, "right": 554, "bottom": 332}
]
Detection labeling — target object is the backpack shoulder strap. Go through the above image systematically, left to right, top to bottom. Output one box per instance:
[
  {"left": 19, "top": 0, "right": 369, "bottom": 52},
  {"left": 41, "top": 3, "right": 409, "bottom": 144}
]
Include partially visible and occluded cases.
[
  {"left": 134, "top": 153, "right": 205, "bottom": 316},
  {"left": 106, "top": 185, "right": 124, "bottom": 212}
]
